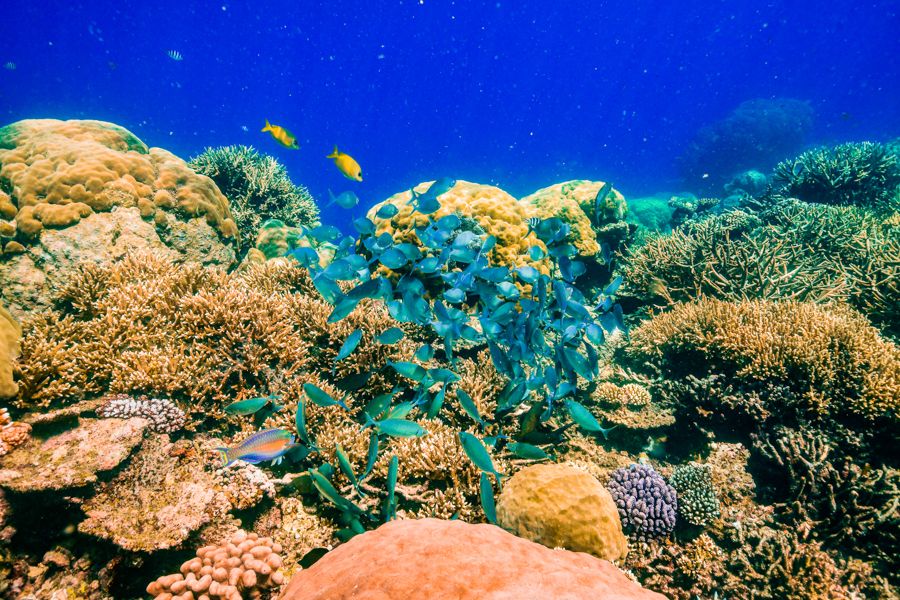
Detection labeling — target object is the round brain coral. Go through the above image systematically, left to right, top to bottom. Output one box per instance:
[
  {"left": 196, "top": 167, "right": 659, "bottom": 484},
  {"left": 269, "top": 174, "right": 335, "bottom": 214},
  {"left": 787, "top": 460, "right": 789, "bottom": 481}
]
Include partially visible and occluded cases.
[
  {"left": 0, "top": 119, "right": 239, "bottom": 251},
  {"left": 367, "top": 180, "right": 548, "bottom": 273},
  {"left": 520, "top": 180, "right": 628, "bottom": 257},
  {"left": 496, "top": 462, "right": 628, "bottom": 561},
  {"left": 607, "top": 463, "right": 677, "bottom": 542}
]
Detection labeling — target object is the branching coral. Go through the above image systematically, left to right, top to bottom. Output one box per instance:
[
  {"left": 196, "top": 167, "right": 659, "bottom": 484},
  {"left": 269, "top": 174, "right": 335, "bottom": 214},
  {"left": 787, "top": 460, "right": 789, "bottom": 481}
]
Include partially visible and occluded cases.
[
  {"left": 774, "top": 141, "right": 900, "bottom": 210},
  {"left": 190, "top": 145, "right": 319, "bottom": 253},
  {"left": 669, "top": 463, "right": 720, "bottom": 528}
]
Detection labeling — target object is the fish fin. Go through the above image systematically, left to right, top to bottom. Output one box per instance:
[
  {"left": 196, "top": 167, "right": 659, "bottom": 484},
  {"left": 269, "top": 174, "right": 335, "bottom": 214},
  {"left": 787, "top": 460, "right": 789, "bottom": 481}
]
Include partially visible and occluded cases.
[
  {"left": 261, "top": 119, "right": 272, "bottom": 132},
  {"left": 326, "top": 145, "right": 339, "bottom": 159},
  {"left": 214, "top": 447, "right": 231, "bottom": 468}
]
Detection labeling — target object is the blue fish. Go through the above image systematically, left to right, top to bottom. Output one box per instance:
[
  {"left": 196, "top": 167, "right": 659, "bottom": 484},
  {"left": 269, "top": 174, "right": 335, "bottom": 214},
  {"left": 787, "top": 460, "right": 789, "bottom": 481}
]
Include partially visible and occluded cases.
[{"left": 215, "top": 428, "right": 297, "bottom": 467}]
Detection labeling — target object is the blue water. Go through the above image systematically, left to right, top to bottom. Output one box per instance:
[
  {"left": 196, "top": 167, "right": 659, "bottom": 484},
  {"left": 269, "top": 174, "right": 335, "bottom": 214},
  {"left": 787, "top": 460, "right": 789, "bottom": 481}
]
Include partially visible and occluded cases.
[{"left": 2, "top": 1, "right": 898, "bottom": 226}]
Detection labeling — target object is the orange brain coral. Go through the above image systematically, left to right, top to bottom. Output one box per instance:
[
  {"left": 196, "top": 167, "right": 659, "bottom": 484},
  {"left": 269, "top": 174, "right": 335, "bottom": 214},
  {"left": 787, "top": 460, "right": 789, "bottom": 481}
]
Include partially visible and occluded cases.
[
  {"left": 0, "top": 119, "right": 238, "bottom": 248},
  {"left": 367, "top": 180, "right": 548, "bottom": 273}
]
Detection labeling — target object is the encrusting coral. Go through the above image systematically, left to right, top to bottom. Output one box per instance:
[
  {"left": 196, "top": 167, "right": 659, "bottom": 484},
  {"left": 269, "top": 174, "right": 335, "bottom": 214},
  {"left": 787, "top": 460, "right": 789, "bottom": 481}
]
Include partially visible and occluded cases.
[
  {"left": 0, "top": 119, "right": 239, "bottom": 248},
  {"left": 190, "top": 145, "right": 319, "bottom": 253},
  {"left": 496, "top": 462, "right": 629, "bottom": 561},
  {"left": 146, "top": 530, "right": 285, "bottom": 600}
]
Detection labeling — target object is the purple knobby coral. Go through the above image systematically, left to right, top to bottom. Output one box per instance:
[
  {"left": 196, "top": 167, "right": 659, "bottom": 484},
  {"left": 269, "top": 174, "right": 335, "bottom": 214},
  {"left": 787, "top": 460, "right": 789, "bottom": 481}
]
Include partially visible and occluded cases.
[{"left": 606, "top": 463, "right": 677, "bottom": 542}]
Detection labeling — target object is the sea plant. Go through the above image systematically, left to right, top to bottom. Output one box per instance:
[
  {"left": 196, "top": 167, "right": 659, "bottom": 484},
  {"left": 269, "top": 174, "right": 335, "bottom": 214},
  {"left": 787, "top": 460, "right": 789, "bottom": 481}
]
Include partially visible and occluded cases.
[{"left": 190, "top": 145, "right": 320, "bottom": 253}]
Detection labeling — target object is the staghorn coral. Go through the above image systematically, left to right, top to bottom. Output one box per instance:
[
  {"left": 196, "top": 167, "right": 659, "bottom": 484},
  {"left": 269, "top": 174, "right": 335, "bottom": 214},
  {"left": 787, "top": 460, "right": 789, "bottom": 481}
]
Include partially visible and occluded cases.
[
  {"left": 0, "top": 119, "right": 238, "bottom": 247},
  {"left": 774, "top": 141, "right": 900, "bottom": 210},
  {"left": 190, "top": 145, "right": 319, "bottom": 253},
  {"left": 367, "top": 180, "right": 548, "bottom": 274},
  {"left": 519, "top": 180, "right": 629, "bottom": 257},
  {"left": 630, "top": 299, "right": 900, "bottom": 427},
  {"left": 0, "top": 303, "right": 20, "bottom": 399},
  {"left": 96, "top": 393, "right": 186, "bottom": 433},
  {"left": 496, "top": 463, "right": 628, "bottom": 561},
  {"left": 607, "top": 463, "right": 678, "bottom": 543},
  {"left": 669, "top": 463, "right": 720, "bottom": 528},
  {"left": 146, "top": 530, "right": 285, "bottom": 600}
]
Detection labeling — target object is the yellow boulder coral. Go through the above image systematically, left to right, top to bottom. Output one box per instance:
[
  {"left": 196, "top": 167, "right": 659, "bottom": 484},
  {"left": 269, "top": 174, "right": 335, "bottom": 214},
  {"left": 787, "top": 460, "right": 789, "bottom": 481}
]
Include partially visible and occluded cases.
[
  {"left": 0, "top": 119, "right": 239, "bottom": 249},
  {"left": 367, "top": 180, "right": 547, "bottom": 273},
  {"left": 520, "top": 180, "right": 627, "bottom": 256},
  {"left": 0, "top": 302, "right": 20, "bottom": 398},
  {"left": 496, "top": 462, "right": 628, "bottom": 561}
]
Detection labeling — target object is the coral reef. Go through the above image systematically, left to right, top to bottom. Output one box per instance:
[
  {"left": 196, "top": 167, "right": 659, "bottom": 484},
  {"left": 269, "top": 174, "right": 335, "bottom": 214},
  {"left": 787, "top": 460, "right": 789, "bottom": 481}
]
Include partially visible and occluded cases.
[
  {"left": 678, "top": 98, "right": 814, "bottom": 193},
  {"left": 0, "top": 119, "right": 239, "bottom": 319},
  {"left": 774, "top": 141, "right": 900, "bottom": 210},
  {"left": 190, "top": 145, "right": 319, "bottom": 253},
  {"left": 367, "top": 180, "right": 548, "bottom": 273},
  {"left": 519, "top": 180, "right": 629, "bottom": 256},
  {"left": 667, "top": 194, "right": 719, "bottom": 229},
  {"left": 0, "top": 303, "right": 20, "bottom": 399},
  {"left": 589, "top": 382, "right": 674, "bottom": 431},
  {"left": 96, "top": 393, "right": 186, "bottom": 433},
  {"left": 0, "top": 408, "right": 30, "bottom": 457},
  {"left": 0, "top": 417, "right": 147, "bottom": 492},
  {"left": 79, "top": 435, "right": 229, "bottom": 551},
  {"left": 214, "top": 461, "right": 276, "bottom": 511},
  {"left": 495, "top": 463, "right": 628, "bottom": 561},
  {"left": 668, "top": 463, "right": 720, "bottom": 528},
  {"left": 607, "top": 464, "right": 678, "bottom": 542},
  {"left": 252, "top": 496, "right": 338, "bottom": 572},
  {"left": 279, "top": 518, "right": 664, "bottom": 600},
  {"left": 146, "top": 530, "right": 285, "bottom": 600}
]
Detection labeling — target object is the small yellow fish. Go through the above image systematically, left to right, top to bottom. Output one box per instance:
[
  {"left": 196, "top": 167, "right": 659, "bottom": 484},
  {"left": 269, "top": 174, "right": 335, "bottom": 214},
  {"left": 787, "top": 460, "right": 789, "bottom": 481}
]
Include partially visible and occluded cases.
[
  {"left": 262, "top": 119, "right": 299, "bottom": 149},
  {"left": 327, "top": 145, "right": 363, "bottom": 181}
]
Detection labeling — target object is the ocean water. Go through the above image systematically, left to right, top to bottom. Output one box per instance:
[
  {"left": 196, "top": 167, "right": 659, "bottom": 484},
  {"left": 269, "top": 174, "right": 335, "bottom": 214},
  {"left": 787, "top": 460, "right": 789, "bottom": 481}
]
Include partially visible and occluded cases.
[{"left": 2, "top": 0, "right": 898, "bottom": 225}]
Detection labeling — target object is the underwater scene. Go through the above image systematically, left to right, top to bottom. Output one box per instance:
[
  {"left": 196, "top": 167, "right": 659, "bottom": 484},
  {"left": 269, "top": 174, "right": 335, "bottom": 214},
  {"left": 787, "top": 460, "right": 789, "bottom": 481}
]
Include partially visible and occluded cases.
[{"left": 1, "top": 1, "right": 899, "bottom": 599}]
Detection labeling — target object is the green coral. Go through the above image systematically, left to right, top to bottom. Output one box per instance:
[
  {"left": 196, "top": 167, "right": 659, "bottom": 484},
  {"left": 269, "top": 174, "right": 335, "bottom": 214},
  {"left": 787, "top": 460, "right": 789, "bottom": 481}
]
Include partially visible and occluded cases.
[
  {"left": 774, "top": 142, "right": 900, "bottom": 210},
  {"left": 190, "top": 145, "right": 320, "bottom": 253},
  {"left": 670, "top": 463, "right": 720, "bottom": 528}
]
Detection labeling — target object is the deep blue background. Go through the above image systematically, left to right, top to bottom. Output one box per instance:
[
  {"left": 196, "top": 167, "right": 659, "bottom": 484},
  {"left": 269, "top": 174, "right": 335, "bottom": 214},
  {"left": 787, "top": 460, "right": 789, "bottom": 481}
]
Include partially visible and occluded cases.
[{"left": 1, "top": 0, "right": 898, "bottom": 226}]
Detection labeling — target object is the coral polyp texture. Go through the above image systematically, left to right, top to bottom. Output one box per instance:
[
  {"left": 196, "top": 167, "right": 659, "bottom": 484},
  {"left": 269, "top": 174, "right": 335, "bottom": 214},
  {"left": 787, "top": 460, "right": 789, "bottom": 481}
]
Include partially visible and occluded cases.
[
  {"left": 190, "top": 145, "right": 320, "bottom": 253},
  {"left": 368, "top": 180, "right": 548, "bottom": 273},
  {"left": 96, "top": 393, "right": 186, "bottom": 433},
  {"left": 668, "top": 462, "right": 720, "bottom": 528},
  {"left": 495, "top": 463, "right": 629, "bottom": 561},
  {"left": 606, "top": 463, "right": 678, "bottom": 542},
  {"left": 146, "top": 530, "right": 285, "bottom": 600}
]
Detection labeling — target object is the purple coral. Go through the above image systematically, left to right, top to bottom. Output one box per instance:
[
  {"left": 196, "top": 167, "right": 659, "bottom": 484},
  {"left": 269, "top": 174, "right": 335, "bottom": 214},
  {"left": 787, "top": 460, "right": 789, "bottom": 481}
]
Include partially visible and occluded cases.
[{"left": 606, "top": 463, "right": 677, "bottom": 542}]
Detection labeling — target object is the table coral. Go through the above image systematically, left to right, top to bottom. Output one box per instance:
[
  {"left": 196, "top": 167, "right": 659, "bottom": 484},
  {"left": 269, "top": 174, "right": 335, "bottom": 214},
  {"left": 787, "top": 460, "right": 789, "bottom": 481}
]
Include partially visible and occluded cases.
[
  {"left": 520, "top": 179, "right": 628, "bottom": 256},
  {"left": 367, "top": 180, "right": 548, "bottom": 274},
  {"left": 0, "top": 303, "right": 20, "bottom": 399},
  {"left": 496, "top": 462, "right": 628, "bottom": 561},
  {"left": 146, "top": 530, "right": 285, "bottom": 600}
]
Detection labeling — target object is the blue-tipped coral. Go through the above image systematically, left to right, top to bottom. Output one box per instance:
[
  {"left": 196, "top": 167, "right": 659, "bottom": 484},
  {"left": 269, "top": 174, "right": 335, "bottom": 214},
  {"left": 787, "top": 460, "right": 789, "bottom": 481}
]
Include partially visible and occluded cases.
[
  {"left": 669, "top": 462, "right": 720, "bottom": 528},
  {"left": 607, "top": 463, "right": 677, "bottom": 542}
]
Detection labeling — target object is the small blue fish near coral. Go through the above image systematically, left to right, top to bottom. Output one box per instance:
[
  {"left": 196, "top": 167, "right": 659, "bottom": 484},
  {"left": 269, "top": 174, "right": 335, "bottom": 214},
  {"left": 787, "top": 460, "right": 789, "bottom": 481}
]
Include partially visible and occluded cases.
[{"left": 215, "top": 428, "right": 297, "bottom": 467}]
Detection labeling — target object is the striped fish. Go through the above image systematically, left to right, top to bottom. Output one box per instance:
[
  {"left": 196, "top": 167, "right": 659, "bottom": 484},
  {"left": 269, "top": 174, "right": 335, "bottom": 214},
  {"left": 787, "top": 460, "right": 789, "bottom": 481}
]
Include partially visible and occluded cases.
[{"left": 215, "top": 428, "right": 296, "bottom": 467}]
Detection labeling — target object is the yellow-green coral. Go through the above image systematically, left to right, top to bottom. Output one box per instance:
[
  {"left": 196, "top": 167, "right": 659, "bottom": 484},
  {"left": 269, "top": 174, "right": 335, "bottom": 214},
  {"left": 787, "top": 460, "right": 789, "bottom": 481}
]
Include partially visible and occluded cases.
[{"left": 520, "top": 179, "right": 627, "bottom": 256}]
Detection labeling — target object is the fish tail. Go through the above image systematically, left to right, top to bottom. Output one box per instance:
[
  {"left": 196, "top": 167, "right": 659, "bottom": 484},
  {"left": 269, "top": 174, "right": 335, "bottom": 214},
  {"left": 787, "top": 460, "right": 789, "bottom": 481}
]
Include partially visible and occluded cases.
[
  {"left": 261, "top": 119, "right": 271, "bottom": 132},
  {"left": 326, "top": 145, "right": 339, "bottom": 159},
  {"left": 214, "top": 447, "right": 232, "bottom": 468}
]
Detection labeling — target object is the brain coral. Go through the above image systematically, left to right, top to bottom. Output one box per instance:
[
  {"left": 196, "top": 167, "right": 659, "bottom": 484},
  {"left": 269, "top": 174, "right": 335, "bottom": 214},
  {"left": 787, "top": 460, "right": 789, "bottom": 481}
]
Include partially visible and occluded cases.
[
  {"left": 0, "top": 119, "right": 238, "bottom": 247},
  {"left": 367, "top": 180, "right": 547, "bottom": 273},
  {"left": 520, "top": 180, "right": 628, "bottom": 257},
  {"left": 0, "top": 302, "right": 20, "bottom": 398},
  {"left": 496, "top": 462, "right": 628, "bottom": 561}
]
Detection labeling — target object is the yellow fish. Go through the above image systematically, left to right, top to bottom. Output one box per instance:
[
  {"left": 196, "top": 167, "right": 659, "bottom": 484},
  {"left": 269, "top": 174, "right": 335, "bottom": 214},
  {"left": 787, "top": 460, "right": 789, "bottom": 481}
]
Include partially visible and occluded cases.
[
  {"left": 261, "top": 119, "right": 299, "bottom": 149},
  {"left": 327, "top": 146, "right": 363, "bottom": 181}
]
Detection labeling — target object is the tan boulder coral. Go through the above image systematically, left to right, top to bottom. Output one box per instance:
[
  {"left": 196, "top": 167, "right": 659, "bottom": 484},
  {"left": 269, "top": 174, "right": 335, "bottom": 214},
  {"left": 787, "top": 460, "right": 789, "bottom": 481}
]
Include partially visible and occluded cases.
[
  {"left": 0, "top": 119, "right": 239, "bottom": 319},
  {"left": 520, "top": 179, "right": 628, "bottom": 257},
  {"left": 367, "top": 180, "right": 548, "bottom": 274},
  {"left": 0, "top": 302, "right": 20, "bottom": 398},
  {"left": 0, "top": 416, "right": 146, "bottom": 492},
  {"left": 80, "top": 435, "right": 229, "bottom": 552},
  {"left": 496, "top": 462, "right": 628, "bottom": 561},
  {"left": 280, "top": 518, "right": 662, "bottom": 600},
  {"left": 147, "top": 530, "right": 285, "bottom": 600}
]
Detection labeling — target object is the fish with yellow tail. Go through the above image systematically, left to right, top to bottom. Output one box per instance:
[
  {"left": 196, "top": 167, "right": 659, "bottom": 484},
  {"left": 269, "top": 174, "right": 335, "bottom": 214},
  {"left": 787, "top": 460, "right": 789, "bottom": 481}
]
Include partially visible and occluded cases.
[
  {"left": 261, "top": 119, "right": 299, "bottom": 149},
  {"left": 327, "top": 145, "right": 363, "bottom": 181},
  {"left": 215, "top": 428, "right": 297, "bottom": 467}
]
